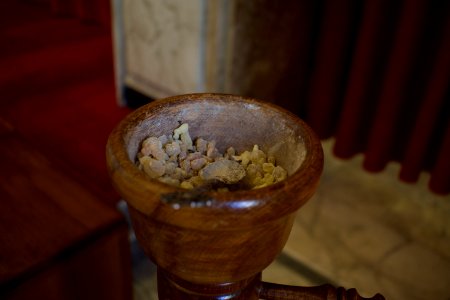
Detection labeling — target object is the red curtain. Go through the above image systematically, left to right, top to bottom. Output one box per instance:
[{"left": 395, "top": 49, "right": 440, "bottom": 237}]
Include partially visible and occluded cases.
[
  {"left": 50, "top": 0, "right": 110, "bottom": 27},
  {"left": 300, "top": 0, "right": 450, "bottom": 195}
]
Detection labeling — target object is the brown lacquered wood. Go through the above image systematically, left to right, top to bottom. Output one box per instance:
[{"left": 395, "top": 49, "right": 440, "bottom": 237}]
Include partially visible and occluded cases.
[
  {"left": 106, "top": 93, "right": 383, "bottom": 299},
  {"left": 0, "top": 119, "right": 132, "bottom": 299},
  {"left": 157, "top": 269, "right": 261, "bottom": 299},
  {"left": 260, "top": 282, "right": 385, "bottom": 300}
]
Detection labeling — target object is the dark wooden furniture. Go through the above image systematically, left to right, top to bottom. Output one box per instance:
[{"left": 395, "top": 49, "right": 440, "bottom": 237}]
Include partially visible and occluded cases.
[
  {"left": 107, "top": 93, "right": 385, "bottom": 299},
  {"left": 0, "top": 118, "right": 132, "bottom": 300}
]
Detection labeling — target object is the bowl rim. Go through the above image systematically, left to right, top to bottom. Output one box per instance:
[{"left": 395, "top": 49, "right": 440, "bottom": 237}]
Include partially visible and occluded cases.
[{"left": 107, "top": 93, "right": 323, "bottom": 228}]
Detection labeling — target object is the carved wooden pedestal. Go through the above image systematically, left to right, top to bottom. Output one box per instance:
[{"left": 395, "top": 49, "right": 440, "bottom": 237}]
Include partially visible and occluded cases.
[{"left": 107, "top": 94, "right": 384, "bottom": 300}]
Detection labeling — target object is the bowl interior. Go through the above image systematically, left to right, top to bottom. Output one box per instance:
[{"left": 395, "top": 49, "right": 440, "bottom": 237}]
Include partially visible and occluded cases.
[
  {"left": 124, "top": 97, "right": 307, "bottom": 176},
  {"left": 125, "top": 99, "right": 306, "bottom": 175}
]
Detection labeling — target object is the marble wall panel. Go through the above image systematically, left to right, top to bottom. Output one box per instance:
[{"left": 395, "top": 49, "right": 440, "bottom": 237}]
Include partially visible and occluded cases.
[
  {"left": 115, "top": 0, "right": 303, "bottom": 103},
  {"left": 122, "top": 0, "right": 204, "bottom": 99}
]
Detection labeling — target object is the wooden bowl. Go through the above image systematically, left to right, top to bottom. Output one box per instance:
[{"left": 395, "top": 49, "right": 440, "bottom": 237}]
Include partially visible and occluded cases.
[{"left": 106, "top": 93, "right": 324, "bottom": 296}]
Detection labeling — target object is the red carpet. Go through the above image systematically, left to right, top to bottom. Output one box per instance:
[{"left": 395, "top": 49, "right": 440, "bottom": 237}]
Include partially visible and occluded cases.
[{"left": 0, "top": 0, "right": 132, "bottom": 207}]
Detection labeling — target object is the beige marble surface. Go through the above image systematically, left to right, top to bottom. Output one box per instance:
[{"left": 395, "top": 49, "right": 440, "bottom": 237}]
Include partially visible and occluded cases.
[
  {"left": 115, "top": 0, "right": 303, "bottom": 104},
  {"left": 122, "top": 0, "right": 204, "bottom": 98},
  {"left": 284, "top": 139, "right": 450, "bottom": 300}
]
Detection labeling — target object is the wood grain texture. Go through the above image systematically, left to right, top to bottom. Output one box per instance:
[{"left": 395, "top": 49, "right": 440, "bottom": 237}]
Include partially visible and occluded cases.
[
  {"left": 107, "top": 93, "right": 382, "bottom": 299},
  {"left": 0, "top": 119, "right": 132, "bottom": 299},
  {"left": 260, "top": 282, "right": 385, "bottom": 300}
]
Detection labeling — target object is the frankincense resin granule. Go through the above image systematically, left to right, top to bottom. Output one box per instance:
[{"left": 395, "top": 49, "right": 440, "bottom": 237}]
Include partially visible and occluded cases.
[{"left": 137, "top": 123, "right": 287, "bottom": 191}]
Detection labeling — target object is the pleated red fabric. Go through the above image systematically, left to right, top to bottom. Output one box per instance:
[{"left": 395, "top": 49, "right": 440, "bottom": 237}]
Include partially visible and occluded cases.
[
  {"left": 50, "top": 0, "right": 110, "bottom": 27},
  {"left": 299, "top": 0, "right": 450, "bottom": 194},
  {"left": 306, "top": 0, "right": 358, "bottom": 139},
  {"left": 363, "top": 1, "right": 428, "bottom": 172},
  {"left": 416, "top": 16, "right": 450, "bottom": 194}
]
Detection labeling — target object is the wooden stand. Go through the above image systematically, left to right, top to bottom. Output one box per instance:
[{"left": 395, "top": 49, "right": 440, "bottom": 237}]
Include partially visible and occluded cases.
[{"left": 106, "top": 94, "right": 384, "bottom": 300}]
